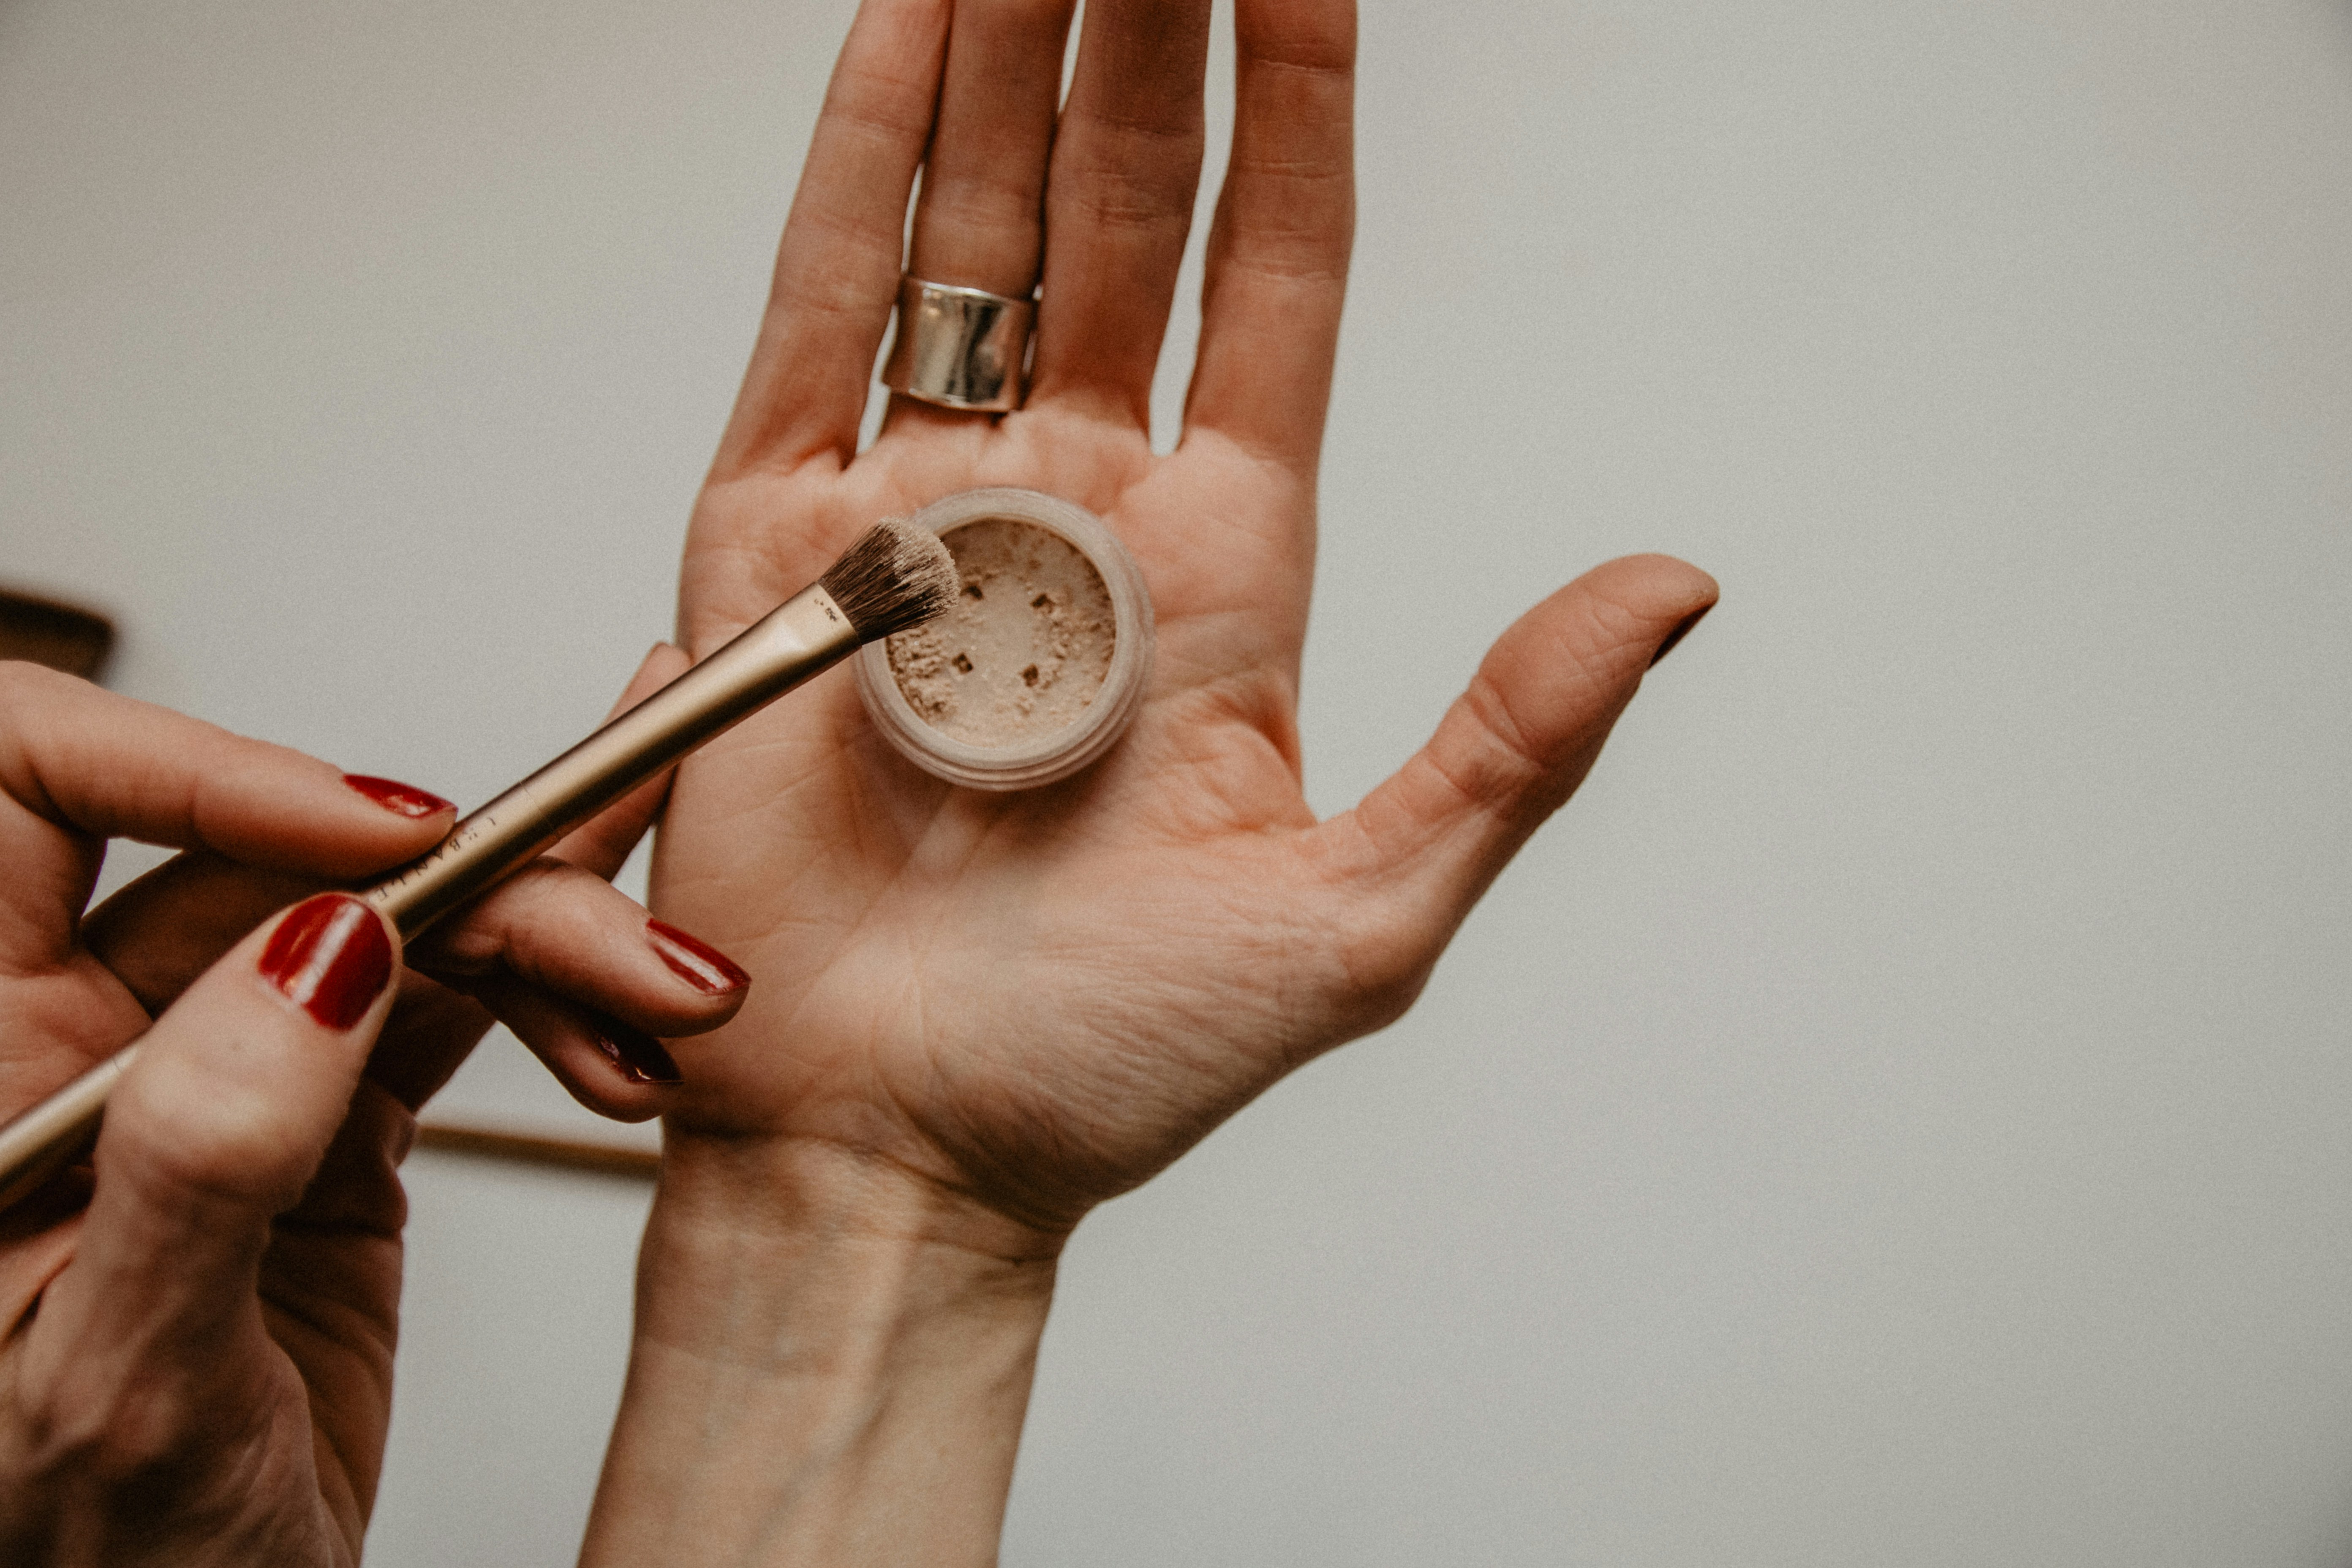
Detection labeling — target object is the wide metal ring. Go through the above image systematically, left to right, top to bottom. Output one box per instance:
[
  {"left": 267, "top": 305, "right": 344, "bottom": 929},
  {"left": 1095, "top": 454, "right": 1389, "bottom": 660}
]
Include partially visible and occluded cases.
[{"left": 879, "top": 278, "right": 1035, "bottom": 413}]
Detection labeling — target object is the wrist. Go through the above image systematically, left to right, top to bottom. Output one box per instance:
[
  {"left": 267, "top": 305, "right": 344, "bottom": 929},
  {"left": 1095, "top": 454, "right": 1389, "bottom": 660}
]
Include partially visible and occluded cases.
[{"left": 583, "top": 1134, "right": 1061, "bottom": 1568}]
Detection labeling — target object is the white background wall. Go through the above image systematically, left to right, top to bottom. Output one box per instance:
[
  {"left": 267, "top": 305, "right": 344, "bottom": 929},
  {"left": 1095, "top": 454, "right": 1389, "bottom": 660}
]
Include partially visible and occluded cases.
[{"left": 5, "top": 0, "right": 2352, "bottom": 1562}]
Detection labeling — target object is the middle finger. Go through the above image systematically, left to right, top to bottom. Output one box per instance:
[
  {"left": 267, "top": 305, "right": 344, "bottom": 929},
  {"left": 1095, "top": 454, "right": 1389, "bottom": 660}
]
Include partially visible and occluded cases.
[
  {"left": 883, "top": 0, "right": 1078, "bottom": 437},
  {"left": 82, "top": 854, "right": 743, "bottom": 1041}
]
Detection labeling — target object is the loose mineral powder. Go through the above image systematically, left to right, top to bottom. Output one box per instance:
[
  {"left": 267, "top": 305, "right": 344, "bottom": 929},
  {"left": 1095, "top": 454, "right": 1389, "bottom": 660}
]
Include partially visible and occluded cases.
[
  {"left": 854, "top": 487, "right": 1154, "bottom": 791},
  {"left": 885, "top": 519, "right": 1115, "bottom": 746}
]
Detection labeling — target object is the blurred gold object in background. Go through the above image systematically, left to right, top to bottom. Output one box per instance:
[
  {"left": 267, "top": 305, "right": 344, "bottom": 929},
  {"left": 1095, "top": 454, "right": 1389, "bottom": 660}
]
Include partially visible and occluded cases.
[{"left": 413, "top": 1124, "right": 658, "bottom": 1180}]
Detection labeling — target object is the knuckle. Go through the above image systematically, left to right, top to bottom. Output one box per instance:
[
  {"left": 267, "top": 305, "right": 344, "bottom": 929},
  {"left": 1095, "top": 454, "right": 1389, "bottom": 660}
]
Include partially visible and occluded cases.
[
  {"left": 992, "top": 0, "right": 1073, "bottom": 25},
  {"left": 1238, "top": 10, "right": 1356, "bottom": 76},
  {"left": 1248, "top": 45, "right": 1354, "bottom": 80},
  {"left": 823, "top": 60, "right": 939, "bottom": 144},
  {"left": 924, "top": 168, "right": 1044, "bottom": 225},
  {"left": 1053, "top": 169, "right": 1196, "bottom": 237},
  {"left": 0, "top": 657, "right": 64, "bottom": 710},
  {"left": 1461, "top": 671, "right": 1552, "bottom": 780},
  {"left": 1417, "top": 674, "right": 1552, "bottom": 819},
  {"left": 422, "top": 857, "right": 590, "bottom": 981},
  {"left": 1296, "top": 868, "right": 1441, "bottom": 1042},
  {"left": 1329, "top": 901, "right": 1438, "bottom": 1034},
  {"left": 110, "top": 1075, "right": 314, "bottom": 1217},
  {"left": 127, "top": 1130, "right": 309, "bottom": 1218},
  {"left": 5, "top": 1365, "right": 208, "bottom": 1503},
  {"left": 6, "top": 1379, "right": 103, "bottom": 1479}
]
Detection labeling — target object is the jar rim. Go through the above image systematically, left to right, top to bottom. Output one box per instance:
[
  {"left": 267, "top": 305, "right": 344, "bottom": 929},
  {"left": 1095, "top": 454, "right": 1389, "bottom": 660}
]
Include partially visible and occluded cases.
[{"left": 852, "top": 488, "right": 1155, "bottom": 792}]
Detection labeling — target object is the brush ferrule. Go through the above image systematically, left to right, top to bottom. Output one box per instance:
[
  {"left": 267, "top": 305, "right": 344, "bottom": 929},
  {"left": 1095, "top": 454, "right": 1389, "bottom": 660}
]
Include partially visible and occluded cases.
[{"left": 366, "top": 585, "right": 859, "bottom": 934}]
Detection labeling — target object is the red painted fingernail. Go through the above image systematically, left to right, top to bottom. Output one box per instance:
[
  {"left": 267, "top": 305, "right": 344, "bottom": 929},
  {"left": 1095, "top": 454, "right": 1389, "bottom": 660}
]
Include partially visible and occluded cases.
[
  {"left": 1648, "top": 602, "right": 1715, "bottom": 668},
  {"left": 343, "top": 774, "right": 456, "bottom": 819},
  {"left": 259, "top": 894, "right": 395, "bottom": 1030},
  {"left": 645, "top": 920, "right": 751, "bottom": 994},
  {"left": 590, "top": 1011, "right": 683, "bottom": 1086}
]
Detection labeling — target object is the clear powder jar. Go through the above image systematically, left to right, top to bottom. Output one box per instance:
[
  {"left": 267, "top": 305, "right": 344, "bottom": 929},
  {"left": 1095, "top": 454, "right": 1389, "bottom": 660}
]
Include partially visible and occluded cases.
[{"left": 853, "top": 487, "right": 1155, "bottom": 791}]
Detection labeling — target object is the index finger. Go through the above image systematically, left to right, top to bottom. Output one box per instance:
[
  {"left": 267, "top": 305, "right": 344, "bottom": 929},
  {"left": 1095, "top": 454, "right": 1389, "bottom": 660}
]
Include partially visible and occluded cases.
[
  {"left": 708, "top": 0, "right": 950, "bottom": 477},
  {"left": 1180, "top": 0, "right": 1355, "bottom": 468},
  {"left": 79, "top": 643, "right": 697, "bottom": 1018},
  {"left": 0, "top": 664, "right": 453, "bottom": 976}
]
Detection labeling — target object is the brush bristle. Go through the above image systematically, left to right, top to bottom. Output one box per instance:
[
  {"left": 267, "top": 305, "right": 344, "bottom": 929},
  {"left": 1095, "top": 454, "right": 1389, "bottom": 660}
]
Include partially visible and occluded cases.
[{"left": 818, "top": 518, "right": 960, "bottom": 643}]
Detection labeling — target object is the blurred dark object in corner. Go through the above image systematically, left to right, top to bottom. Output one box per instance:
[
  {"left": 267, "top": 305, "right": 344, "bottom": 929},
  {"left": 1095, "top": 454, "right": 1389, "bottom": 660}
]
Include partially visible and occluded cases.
[{"left": 0, "top": 591, "right": 114, "bottom": 681}]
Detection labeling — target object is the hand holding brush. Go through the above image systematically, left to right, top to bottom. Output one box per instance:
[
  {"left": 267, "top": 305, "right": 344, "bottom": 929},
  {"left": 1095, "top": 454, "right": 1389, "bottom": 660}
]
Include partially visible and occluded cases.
[
  {"left": 0, "top": 516, "right": 953, "bottom": 1563},
  {"left": 0, "top": 518, "right": 957, "bottom": 1210},
  {"left": 0, "top": 662, "right": 724, "bottom": 1565}
]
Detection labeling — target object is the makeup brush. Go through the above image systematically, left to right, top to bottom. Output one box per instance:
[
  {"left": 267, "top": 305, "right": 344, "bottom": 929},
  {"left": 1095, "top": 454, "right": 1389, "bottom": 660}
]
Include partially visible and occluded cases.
[{"left": 0, "top": 519, "right": 959, "bottom": 1211}]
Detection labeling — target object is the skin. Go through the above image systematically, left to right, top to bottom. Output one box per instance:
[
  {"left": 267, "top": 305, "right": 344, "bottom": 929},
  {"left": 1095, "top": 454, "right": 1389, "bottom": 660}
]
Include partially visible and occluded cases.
[
  {"left": 590, "top": 0, "right": 1718, "bottom": 1561},
  {"left": 0, "top": 655, "right": 743, "bottom": 1567}
]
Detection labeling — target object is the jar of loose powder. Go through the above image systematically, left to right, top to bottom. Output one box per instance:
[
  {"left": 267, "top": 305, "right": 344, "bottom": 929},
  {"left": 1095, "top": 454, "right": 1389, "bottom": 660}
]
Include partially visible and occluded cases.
[{"left": 853, "top": 487, "right": 1154, "bottom": 790}]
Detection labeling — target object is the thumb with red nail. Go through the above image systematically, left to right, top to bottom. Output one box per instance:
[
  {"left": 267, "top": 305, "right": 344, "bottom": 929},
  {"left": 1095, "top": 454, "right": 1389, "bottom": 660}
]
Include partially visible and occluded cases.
[{"left": 0, "top": 893, "right": 403, "bottom": 1566}]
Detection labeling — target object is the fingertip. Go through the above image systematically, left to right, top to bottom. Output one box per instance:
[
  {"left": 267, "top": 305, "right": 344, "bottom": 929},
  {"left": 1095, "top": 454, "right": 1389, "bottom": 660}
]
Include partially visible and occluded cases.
[
  {"left": 1583, "top": 553, "right": 1719, "bottom": 625},
  {"left": 1516, "top": 554, "right": 1717, "bottom": 689},
  {"left": 1572, "top": 554, "right": 1718, "bottom": 668},
  {"left": 1648, "top": 600, "right": 1715, "bottom": 669},
  {"left": 0, "top": 668, "right": 457, "bottom": 877},
  {"left": 201, "top": 756, "right": 454, "bottom": 879},
  {"left": 341, "top": 773, "right": 458, "bottom": 823},
  {"left": 416, "top": 864, "right": 745, "bottom": 1036},
  {"left": 644, "top": 919, "right": 752, "bottom": 999},
  {"left": 479, "top": 979, "right": 681, "bottom": 1123},
  {"left": 583, "top": 1008, "right": 683, "bottom": 1089},
  {"left": 536, "top": 1022, "right": 678, "bottom": 1124}
]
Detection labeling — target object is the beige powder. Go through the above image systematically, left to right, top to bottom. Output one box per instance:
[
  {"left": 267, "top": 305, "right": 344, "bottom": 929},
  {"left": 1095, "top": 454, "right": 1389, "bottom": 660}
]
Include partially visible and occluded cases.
[{"left": 885, "top": 518, "right": 1115, "bottom": 746}]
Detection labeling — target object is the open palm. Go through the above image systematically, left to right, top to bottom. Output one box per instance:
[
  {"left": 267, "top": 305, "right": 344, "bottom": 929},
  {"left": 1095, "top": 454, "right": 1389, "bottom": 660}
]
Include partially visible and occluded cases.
[{"left": 651, "top": 0, "right": 1715, "bottom": 1240}]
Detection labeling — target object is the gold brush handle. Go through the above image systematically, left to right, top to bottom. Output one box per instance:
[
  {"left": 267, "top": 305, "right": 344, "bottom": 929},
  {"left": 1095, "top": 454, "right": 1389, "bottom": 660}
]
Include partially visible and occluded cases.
[
  {"left": 366, "top": 586, "right": 854, "bottom": 933},
  {"left": 0, "top": 588, "right": 857, "bottom": 1212},
  {"left": 0, "top": 1047, "right": 139, "bottom": 1211}
]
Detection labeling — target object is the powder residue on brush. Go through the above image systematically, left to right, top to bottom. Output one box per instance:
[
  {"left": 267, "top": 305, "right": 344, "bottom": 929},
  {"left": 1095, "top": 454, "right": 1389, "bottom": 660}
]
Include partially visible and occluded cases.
[{"left": 886, "top": 518, "right": 1116, "bottom": 747}]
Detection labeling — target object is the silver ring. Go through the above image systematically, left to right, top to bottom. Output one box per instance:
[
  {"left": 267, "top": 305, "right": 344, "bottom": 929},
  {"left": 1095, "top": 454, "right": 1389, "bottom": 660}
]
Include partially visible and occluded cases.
[{"left": 879, "top": 278, "right": 1034, "bottom": 412}]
